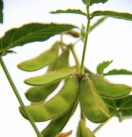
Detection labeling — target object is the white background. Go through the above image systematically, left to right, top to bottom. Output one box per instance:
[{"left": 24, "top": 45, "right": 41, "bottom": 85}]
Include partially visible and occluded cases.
[{"left": 0, "top": 0, "right": 132, "bottom": 137}]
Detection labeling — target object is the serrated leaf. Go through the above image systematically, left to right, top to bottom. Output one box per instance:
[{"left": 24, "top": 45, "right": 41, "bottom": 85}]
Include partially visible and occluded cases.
[
  {"left": 0, "top": 0, "right": 3, "bottom": 23},
  {"left": 82, "top": 0, "right": 108, "bottom": 6},
  {"left": 90, "top": 0, "right": 108, "bottom": 6},
  {"left": 50, "top": 9, "right": 87, "bottom": 16},
  {"left": 92, "top": 10, "right": 132, "bottom": 21},
  {"left": 90, "top": 17, "right": 107, "bottom": 32},
  {"left": 0, "top": 23, "right": 77, "bottom": 54},
  {"left": 96, "top": 60, "right": 113, "bottom": 74},
  {"left": 24, "top": 66, "right": 77, "bottom": 86},
  {"left": 104, "top": 69, "right": 132, "bottom": 76},
  {"left": 103, "top": 95, "right": 132, "bottom": 121}
]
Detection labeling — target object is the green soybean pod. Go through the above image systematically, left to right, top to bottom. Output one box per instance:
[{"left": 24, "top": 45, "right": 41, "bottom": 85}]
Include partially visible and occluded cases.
[
  {"left": 17, "top": 42, "right": 59, "bottom": 71},
  {"left": 47, "top": 48, "right": 70, "bottom": 72},
  {"left": 25, "top": 49, "right": 70, "bottom": 102},
  {"left": 24, "top": 66, "right": 77, "bottom": 86},
  {"left": 87, "top": 69, "right": 132, "bottom": 98},
  {"left": 80, "top": 74, "right": 109, "bottom": 123},
  {"left": 20, "top": 75, "right": 79, "bottom": 122},
  {"left": 25, "top": 82, "right": 59, "bottom": 102},
  {"left": 41, "top": 100, "right": 78, "bottom": 137},
  {"left": 77, "top": 119, "right": 95, "bottom": 137}
]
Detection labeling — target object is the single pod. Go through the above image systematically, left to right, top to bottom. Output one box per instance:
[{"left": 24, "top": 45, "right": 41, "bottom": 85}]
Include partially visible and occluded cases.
[
  {"left": 17, "top": 42, "right": 59, "bottom": 71},
  {"left": 86, "top": 69, "right": 132, "bottom": 98},
  {"left": 80, "top": 74, "right": 110, "bottom": 123},
  {"left": 20, "top": 75, "right": 79, "bottom": 122},
  {"left": 77, "top": 119, "right": 95, "bottom": 137}
]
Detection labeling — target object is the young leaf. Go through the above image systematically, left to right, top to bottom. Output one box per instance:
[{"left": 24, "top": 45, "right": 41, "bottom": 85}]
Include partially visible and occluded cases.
[
  {"left": 0, "top": 0, "right": 3, "bottom": 23},
  {"left": 82, "top": 0, "right": 108, "bottom": 6},
  {"left": 90, "top": 0, "right": 108, "bottom": 6},
  {"left": 50, "top": 9, "right": 87, "bottom": 16},
  {"left": 92, "top": 10, "right": 132, "bottom": 21},
  {"left": 90, "top": 17, "right": 107, "bottom": 32},
  {"left": 0, "top": 23, "right": 77, "bottom": 53},
  {"left": 17, "top": 42, "right": 59, "bottom": 71},
  {"left": 96, "top": 60, "right": 113, "bottom": 74},
  {"left": 24, "top": 66, "right": 77, "bottom": 86},
  {"left": 104, "top": 69, "right": 132, "bottom": 76},
  {"left": 20, "top": 76, "right": 79, "bottom": 122}
]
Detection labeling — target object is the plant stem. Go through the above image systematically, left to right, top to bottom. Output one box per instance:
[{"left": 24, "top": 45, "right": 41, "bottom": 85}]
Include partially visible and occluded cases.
[
  {"left": 80, "top": 5, "right": 91, "bottom": 77},
  {"left": 70, "top": 44, "right": 80, "bottom": 72},
  {"left": 0, "top": 56, "right": 42, "bottom": 137},
  {"left": 93, "top": 112, "right": 116, "bottom": 134}
]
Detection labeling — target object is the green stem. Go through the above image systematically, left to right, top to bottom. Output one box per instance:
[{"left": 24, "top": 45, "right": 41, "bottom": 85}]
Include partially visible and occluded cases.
[
  {"left": 80, "top": 5, "right": 91, "bottom": 77},
  {"left": 70, "top": 44, "right": 80, "bottom": 72},
  {"left": 0, "top": 56, "right": 42, "bottom": 137},
  {"left": 93, "top": 112, "right": 116, "bottom": 134}
]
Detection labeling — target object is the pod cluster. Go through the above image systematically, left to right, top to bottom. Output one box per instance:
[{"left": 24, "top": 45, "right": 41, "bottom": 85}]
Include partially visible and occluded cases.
[{"left": 18, "top": 41, "right": 131, "bottom": 137}]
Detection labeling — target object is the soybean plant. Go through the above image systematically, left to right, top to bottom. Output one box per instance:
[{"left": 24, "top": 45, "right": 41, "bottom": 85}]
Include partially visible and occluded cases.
[{"left": 1, "top": 0, "right": 132, "bottom": 137}]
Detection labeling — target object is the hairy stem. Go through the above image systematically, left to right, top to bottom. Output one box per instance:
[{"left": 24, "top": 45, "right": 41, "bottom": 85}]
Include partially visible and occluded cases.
[
  {"left": 80, "top": 5, "right": 91, "bottom": 77},
  {"left": 0, "top": 56, "right": 42, "bottom": 137}
]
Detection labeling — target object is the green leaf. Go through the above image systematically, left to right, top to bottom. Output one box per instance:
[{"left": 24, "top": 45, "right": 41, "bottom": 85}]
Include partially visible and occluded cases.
[
  {"left": 0, "top": 0, "right": 3, "bottom": 23},
  {"left": 82, "top": 0, "right": 108, "bottom": 6},
  {"left": 90, "top": 0, "right": 108, "bottom": 6},
  {"left": 50, "top": 9, "right": 87, "bottom": 16},
  {"left": 92, "top": 10, "right": 132, "bottom": 21},
  {"left": 90, "top": 17, "right": 107, "bottom": 32},
  {"left": 0, "top": 23, "right": 77, "bottom": 54},
  {"left": 17, "top": 42, "right": 59, "bottom": 71},
  {"left": 96, "top": 60, "right": 113, "bottom": 74},
  {"left": 24, "top": 66, "right": 77, "bottom": 86},
  {"left": 104, "top": 69, "right": 132, "bottom": 76},
  {"left": 20, "top": 76, "right": 79, "bottom": 122},
  {"left": 103, "top": 95, "right": 132, "bottom": 121}
]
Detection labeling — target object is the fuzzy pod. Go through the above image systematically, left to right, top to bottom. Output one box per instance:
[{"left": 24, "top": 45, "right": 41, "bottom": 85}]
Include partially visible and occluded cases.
[
  {"left": 17, "top": 42, "right": 59, "bottom": 71},
  {"left": 25, "top": 49, "right": 70, "bottom": 102},
  {"left": 24, "top": 66, "right": 77, "bottom": 86},
  {"left": 87, "top": 70, "right": 132, "bottom": 98},
  {"left": 80, "top": 74, "right": 109, "bottom": 123},
  {"left": 20, "top": 75, "right": 79, "bottom": 122},
  {"left": 41, "top": 100, "right": 78, "bottom": 137},
  {"left": 77, "top": 119, "right": 95, "bottom": 137}
]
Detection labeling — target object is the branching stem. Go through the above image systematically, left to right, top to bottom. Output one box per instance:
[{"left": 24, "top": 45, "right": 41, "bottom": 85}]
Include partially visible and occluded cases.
[
  {"left": 80, "top": 5, "right": 91, "bottom": 77},
  {"left": 0, "top": 56, "right": 42, "bottom": 137}
]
